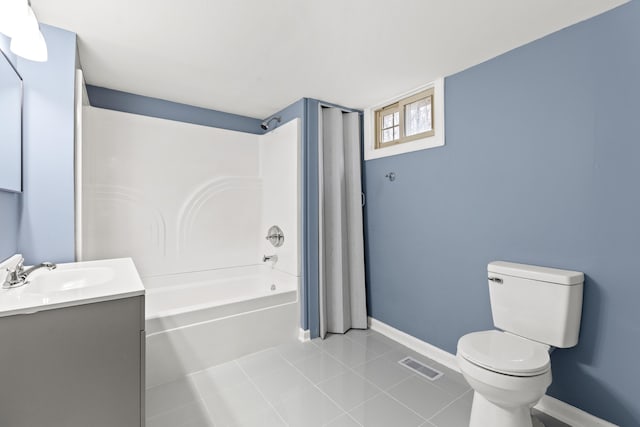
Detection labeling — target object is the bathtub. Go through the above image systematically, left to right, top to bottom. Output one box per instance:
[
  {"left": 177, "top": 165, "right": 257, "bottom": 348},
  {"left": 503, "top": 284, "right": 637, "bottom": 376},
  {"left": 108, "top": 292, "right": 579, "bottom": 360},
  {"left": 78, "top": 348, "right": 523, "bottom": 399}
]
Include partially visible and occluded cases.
[{"left": 144, "top": 265, "right": 299, "bottom": 388}]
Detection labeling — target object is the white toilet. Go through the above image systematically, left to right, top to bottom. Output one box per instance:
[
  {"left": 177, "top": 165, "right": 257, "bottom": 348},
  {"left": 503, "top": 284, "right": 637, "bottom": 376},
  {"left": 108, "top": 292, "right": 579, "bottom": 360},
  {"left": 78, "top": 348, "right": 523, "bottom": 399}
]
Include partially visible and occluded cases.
[{"left": 457, "top": 261, "right": 584, "bottom": 427}]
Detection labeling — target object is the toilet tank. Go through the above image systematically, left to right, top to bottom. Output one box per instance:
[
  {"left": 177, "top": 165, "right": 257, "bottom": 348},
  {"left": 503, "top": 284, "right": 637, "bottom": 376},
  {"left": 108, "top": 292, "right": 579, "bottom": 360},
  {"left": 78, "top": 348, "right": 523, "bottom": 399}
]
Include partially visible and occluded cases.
[{"left": 488, "top": 261, "right": 584, "bottom": 348}]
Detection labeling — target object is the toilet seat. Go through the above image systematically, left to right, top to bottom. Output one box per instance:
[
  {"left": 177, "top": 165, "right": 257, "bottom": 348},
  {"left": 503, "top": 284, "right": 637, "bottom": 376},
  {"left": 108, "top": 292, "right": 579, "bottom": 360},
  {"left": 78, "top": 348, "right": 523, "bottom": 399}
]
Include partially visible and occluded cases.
[{"left": 458, "top": 330, "right": 550, "bottom": 377}]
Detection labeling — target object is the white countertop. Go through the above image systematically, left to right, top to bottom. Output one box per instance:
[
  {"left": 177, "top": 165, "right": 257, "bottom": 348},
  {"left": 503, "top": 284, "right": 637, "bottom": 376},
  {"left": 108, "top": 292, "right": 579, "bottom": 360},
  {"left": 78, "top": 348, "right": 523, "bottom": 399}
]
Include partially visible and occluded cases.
[{"left": 0, "top": 258, "right": 145, "bottom": 318}]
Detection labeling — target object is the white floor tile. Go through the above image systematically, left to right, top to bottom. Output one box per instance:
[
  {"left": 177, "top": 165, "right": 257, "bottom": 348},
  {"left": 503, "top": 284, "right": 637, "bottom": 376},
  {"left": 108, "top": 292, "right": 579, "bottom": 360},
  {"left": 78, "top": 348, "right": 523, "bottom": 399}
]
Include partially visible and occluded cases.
[
  {"left": 145, "top": 330, "right": 571, "bottom": 427},
  {"left": 345, "top": 330, "right": 397, "bottom": 355},
  {"left": 319, "top": 334, "right": 380, "bottom": 368},
  {"left": 277, "top": 340, "right": 322, "bottom": 363},
  {"left": 236, "top": 348, "right": 290, "bottom": 378},
  {"left": 292, "top": 351, "right": 348, "bottom": 384},
  {"left": 352, "top": 356, "right": 414, "bottom": 390},
  {"left": 190, "top": 361, "right": 249, "bottom": 396},
  {"left": 414, "top": 361, "right": 470, "bottom": 398},
  {"left": 252, "top": 364, "right": 315, "bottom": 404},
  {"left": 317, "top": 371, "right": 381, "bottom": 411},
  {"left": 146, "top": 376, "right": 200, "bottom": 418},
  {"left": 387, "top": 376, "right": 457, "bottom": 420},
  {"left": 200, "top": 381, "right": 272, "bottom": 426},
  {"left": 275, "top": 386, "right": 345, "bottom": 427},
  {"left": 429, "top": 390, "right": 473, "bottom": 427},
  {"left": 350, "top": 393, "right": 425, "bottom": 427},
  {"left": 146, "top": 399, "right": 213, "bottom": 427},
  {"left": 227, "top": 406, "right": 287, "bottom": 427},
  {"left": 323, "top": 413, "right": 362, "bottom": 427}
]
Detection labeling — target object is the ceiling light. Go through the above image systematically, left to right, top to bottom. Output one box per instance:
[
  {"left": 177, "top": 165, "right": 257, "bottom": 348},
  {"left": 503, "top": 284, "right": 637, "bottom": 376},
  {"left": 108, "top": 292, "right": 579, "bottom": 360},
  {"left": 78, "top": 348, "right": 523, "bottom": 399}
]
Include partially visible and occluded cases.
[{"left": 9, "top": 6, "right": 48, "bottom": 62}]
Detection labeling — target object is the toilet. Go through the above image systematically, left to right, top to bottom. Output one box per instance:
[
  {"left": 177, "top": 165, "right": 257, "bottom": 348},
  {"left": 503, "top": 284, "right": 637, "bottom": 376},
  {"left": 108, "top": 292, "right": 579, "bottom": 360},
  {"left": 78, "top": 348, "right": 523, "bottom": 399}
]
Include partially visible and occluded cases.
[{"left": 457, "top": 261, "right": 584, "bottom": 427}]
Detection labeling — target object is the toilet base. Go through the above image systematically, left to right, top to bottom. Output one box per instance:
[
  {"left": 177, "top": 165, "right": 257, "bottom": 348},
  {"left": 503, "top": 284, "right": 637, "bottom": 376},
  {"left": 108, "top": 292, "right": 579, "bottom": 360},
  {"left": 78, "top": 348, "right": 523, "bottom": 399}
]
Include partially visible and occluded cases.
[{"left": 469, "top": 392, "right": 545, "bottom": 427}]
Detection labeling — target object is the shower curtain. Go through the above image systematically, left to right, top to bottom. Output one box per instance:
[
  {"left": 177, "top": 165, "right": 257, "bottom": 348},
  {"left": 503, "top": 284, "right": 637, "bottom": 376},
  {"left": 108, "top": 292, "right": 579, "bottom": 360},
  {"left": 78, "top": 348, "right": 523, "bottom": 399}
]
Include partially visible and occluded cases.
[{"left": 318, "top": 107, "right": 367, "bottom": 338}]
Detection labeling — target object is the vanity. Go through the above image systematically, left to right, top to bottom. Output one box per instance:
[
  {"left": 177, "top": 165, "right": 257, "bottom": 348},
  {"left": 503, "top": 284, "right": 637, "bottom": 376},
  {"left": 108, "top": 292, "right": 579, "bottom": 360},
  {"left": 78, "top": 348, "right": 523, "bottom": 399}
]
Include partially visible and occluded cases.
[{"left": 0, "top": 257, "right": 145, "bottom": 427}]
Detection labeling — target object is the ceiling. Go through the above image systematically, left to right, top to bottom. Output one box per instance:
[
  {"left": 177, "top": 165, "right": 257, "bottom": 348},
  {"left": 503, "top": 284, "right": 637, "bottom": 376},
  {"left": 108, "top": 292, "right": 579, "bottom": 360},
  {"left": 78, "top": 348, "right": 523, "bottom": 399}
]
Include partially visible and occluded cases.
[{"left": 32, "top": 0, "right": 627, "bottom": 119}]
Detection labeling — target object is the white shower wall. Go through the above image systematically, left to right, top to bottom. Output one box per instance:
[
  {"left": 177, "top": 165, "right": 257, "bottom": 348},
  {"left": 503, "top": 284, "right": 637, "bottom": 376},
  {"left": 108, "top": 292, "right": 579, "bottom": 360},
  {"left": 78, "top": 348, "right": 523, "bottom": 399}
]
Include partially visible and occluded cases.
[
  {"left": 80, "top": 106, "right": 300, "bottom": 278},
  {"left": 260, "top": 120, "right": 301, "bottom": 277}
]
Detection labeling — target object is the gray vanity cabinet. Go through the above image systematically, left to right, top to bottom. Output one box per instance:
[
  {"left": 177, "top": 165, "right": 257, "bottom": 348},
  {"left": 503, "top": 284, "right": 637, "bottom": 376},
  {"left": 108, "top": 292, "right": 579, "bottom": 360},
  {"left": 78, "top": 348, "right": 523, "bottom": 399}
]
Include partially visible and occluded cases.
[{"left": 0, "top": 296, "right": 145, "bottom": 427}]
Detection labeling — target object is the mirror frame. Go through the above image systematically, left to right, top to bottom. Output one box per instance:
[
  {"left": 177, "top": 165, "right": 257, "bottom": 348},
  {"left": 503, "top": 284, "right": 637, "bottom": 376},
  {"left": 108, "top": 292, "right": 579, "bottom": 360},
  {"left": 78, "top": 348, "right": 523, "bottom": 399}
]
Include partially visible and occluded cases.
[{"left": 0, "top": 47, "right": 23, "bottom": 193}]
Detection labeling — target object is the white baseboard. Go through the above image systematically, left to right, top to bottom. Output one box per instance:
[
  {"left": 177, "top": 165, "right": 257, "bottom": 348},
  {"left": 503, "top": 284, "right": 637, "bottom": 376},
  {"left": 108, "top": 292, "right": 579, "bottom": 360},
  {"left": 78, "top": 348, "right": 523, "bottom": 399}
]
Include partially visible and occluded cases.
[
  {"left": 368, "top": 317, "right": 618, "bottom": 427},
  {"left": 368, "top": 317, "right": 459, "bottom": 372},
  {"left": 298, "top": 328, "right": 310, "bottom": 342},
  {"left": 535, "top": 395, "right": 618, "bottom": 427}
]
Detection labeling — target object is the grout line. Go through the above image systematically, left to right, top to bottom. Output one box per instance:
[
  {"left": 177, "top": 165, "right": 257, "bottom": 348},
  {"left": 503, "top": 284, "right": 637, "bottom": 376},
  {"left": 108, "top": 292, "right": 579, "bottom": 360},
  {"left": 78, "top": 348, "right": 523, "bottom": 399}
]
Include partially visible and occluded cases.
[
  {"left": 320, "top": 333, "right": 459, "bottom": 424},
  {"left": 160, "top": 334, "right": 466, "bottom": 427},
  {"left": 282, "top": 345, "right": 365, "bottom": 426},
  {"left": 340, "top": 350, "right": 429, "bottom": 425},
  {"left": 235, "top": 356, "right": 291, "bottom": 427},
  {"left": 189, "top": 360, "right": 253, "bottom": 426},
  {"left": 145, "top": 376, "right": 205, "bottom": 420},
  {"left": 377, "top": 378, "right": 431, "bottom": 423},
  {"left": 427, "top": 388, "right": 474, "bottom": 422}
]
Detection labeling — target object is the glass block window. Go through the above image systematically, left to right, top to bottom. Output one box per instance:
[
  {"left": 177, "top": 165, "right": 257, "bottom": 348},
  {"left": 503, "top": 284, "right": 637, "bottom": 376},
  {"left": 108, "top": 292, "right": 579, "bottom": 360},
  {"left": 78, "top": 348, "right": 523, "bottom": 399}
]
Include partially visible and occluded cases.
[{"left": 374, "top": 88, "right": 434, "bottom": 149}]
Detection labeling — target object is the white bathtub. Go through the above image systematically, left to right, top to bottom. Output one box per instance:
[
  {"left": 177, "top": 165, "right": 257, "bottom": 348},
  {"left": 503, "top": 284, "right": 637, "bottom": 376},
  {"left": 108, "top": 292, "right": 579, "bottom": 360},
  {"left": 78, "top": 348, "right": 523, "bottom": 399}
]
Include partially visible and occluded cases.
[{"left": 144, "top": 265, "right": 299, "bottom": 388}]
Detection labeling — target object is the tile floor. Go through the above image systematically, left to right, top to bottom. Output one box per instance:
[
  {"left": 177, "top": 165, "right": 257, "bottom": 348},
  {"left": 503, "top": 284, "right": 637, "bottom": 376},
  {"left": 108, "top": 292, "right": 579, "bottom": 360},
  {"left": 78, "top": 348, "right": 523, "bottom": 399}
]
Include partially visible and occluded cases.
[{"left": 146, "top": 329, "right": 570, "bottom": 427}]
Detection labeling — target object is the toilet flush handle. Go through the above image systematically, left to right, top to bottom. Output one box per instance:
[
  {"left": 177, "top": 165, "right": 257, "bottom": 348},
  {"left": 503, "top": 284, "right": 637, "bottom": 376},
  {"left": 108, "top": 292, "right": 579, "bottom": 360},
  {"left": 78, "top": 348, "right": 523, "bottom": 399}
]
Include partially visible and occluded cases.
[{"left": 488, "top": 277, "right": 503, "bottom": 284}]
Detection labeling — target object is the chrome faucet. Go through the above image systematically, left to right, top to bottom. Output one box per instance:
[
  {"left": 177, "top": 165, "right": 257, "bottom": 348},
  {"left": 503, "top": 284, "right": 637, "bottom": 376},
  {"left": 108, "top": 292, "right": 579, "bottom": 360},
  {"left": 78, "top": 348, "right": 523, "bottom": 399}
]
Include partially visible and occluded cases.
[
  {"left": 262, "top": 254, "right": 278, "bottom": 265},
  {"left": 3, "top": 256, "right": 56, "bottom": 289}
]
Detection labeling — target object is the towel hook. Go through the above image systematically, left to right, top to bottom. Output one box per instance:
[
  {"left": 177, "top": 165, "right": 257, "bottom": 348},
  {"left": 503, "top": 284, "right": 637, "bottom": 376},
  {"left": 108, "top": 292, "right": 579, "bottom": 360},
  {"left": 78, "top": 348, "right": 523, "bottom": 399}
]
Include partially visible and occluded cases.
[{"left": 385, "top": 172, "right": 396, "bottom": 182}]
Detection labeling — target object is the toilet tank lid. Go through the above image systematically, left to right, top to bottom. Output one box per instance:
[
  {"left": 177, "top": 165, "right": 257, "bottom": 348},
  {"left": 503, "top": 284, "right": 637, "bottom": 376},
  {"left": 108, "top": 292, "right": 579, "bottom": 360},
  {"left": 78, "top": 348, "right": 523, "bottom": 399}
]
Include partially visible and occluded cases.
[{"left": 488, "top": 261, "right": 584, "bottom": 285}]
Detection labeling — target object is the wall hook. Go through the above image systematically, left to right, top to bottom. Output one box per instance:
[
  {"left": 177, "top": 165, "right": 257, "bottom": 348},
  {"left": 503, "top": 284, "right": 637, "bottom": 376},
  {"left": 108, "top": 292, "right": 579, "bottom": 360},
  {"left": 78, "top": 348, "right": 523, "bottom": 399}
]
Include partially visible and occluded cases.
[{"left": 385, "top": 172, "right": 396, "bottom": 182}]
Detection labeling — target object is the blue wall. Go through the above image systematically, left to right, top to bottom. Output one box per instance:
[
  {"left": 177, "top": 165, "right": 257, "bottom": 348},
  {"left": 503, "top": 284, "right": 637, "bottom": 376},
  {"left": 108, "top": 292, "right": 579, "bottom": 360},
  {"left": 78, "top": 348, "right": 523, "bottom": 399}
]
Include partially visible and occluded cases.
[
  {"left": 364, "top": 2, "right": 639, "bottom": 425},
  {"left": 17, "top": 25, "right": 77, "bottom": 264},
  {"left": 87, "top": 85, "right": 264, "bottom": 134}
]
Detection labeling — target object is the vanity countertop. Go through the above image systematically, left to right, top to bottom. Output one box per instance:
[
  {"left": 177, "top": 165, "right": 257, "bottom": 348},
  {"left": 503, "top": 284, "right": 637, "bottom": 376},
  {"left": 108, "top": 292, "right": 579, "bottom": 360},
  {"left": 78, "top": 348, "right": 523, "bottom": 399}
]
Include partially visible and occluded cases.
[{"left": 0, "top": 258, "right": 145, "bottom": 318}]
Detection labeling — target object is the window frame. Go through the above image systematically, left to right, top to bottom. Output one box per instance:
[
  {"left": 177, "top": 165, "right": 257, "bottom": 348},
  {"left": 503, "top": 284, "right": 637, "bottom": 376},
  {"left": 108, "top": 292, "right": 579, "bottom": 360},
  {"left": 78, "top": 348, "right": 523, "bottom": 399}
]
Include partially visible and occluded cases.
[
  {"left": 365, "top": 78, "right": 444, "bottom": 161},
  {"left": 376, "top": 103, "right": 401, "bottom": 148}
]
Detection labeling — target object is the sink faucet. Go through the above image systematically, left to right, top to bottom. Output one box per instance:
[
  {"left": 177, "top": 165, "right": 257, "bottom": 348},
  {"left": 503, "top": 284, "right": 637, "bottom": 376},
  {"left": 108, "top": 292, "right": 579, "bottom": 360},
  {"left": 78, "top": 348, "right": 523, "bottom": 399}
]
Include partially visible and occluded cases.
[{"left": 3, "top": 257, "right": 57, "bottom": 289}]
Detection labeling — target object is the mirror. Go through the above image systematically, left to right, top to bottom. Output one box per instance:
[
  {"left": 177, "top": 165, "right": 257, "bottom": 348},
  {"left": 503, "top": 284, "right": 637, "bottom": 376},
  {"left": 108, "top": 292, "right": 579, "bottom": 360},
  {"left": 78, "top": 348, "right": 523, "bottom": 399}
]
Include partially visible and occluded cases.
[{"left": 0, "top": 48, "right": 23, "bottom": 192}]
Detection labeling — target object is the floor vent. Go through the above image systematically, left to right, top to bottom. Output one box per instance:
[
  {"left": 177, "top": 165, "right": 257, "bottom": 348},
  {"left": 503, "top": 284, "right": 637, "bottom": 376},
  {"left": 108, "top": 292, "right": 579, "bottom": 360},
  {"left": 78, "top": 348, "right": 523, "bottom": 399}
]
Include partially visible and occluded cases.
[{"left": 398, "top": 357, "right": 443, "bottom": 381}]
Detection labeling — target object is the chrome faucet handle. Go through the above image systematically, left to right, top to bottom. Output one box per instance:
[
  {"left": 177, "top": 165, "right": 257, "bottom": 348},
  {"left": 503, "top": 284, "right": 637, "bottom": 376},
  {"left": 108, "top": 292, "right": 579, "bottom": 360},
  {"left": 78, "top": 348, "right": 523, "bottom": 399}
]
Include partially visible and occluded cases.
[
  {"left": 2, "top": 255, "right": 26, "bottom": 289},
  {"left": 14, "top": 258, "right": 24, "bottom": 274}
]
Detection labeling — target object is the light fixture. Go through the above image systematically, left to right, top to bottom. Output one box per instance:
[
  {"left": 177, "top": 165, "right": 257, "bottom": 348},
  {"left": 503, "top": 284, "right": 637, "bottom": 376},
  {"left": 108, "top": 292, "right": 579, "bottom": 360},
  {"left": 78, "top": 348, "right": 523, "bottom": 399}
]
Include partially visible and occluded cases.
[
  {"left": 0, "top": 0, "right": 28, "bottom": 38},
  {"left": 0, "top": 1, "right": 48, "bottom": 63},
  {"left": 10, "top": 7, "right": 48, "bottom": 62}
]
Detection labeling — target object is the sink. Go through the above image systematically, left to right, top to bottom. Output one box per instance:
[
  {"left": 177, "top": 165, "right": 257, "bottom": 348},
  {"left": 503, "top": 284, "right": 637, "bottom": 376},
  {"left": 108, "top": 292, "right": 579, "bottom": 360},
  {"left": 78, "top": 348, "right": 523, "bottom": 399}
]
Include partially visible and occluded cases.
[
  {"left": 0, "top": 257, "right": 144, "bottom": 318},
  {"left": 25, "top": 267, "right": 116, "bottom": 295}
]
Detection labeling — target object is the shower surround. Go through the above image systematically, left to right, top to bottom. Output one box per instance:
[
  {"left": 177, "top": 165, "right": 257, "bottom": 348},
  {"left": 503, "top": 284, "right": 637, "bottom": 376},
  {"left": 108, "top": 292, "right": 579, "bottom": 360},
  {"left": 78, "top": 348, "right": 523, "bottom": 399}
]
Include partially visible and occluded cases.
[{"left": 79, "top": 107, "right": 301, "bottom": 386}]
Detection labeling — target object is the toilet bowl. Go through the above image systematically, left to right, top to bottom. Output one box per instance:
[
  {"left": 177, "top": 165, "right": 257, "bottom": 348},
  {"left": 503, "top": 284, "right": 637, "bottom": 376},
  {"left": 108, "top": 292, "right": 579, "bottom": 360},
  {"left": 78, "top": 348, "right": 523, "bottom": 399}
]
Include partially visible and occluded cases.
[
  {"left": 456, "top": 261, "right": 584, "bottom": 427},
  {"left": 457, "top": 330, "right": 552, "bottom": 427}
]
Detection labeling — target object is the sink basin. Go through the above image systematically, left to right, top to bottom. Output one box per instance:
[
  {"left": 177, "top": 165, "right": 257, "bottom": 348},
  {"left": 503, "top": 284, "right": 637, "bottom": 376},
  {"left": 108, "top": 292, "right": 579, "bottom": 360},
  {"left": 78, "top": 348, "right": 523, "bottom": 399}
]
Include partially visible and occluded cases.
[
  {"left": 0, "top": 258, "right": 144, "bottom": 318},
  {"left": 25, "top": 267, "right": 116, "bottom": 295}
]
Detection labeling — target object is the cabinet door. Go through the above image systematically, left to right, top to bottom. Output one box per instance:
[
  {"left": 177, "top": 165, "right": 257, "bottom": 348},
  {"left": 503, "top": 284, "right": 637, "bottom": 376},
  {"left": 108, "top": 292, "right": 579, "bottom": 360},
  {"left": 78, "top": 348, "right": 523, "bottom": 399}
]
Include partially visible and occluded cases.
[{"left": 0, "top": 296, "right": 143, "bottom": 427}]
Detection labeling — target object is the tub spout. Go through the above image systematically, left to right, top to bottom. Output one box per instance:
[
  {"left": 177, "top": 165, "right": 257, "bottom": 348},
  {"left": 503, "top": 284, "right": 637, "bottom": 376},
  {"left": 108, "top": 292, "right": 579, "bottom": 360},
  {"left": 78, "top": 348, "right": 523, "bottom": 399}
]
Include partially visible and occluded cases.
[{"left": 262, "top": 254, "right": 278, "bottom": 265}]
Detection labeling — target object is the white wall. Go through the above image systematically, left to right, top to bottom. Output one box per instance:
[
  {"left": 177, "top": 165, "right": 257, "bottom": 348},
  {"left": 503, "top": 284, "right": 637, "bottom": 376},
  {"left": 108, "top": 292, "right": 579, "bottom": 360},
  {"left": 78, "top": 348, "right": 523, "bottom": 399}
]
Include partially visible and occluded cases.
[
  {"left": 81, "top": 108, "right": 300, "bottom": 280},
  {"left": 260, "top": 119, "right": 301, "bottom": 277}
]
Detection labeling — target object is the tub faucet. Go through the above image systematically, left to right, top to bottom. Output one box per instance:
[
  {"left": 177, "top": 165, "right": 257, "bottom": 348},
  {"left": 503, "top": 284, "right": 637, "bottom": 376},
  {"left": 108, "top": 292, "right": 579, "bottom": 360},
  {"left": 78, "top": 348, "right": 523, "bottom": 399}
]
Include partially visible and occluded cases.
[
  {"left": 262, "top": 254, "right": 278, "bottom": 265},
  {"left": 3, "top": 257, "right": 57, "bottom": 289}
]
